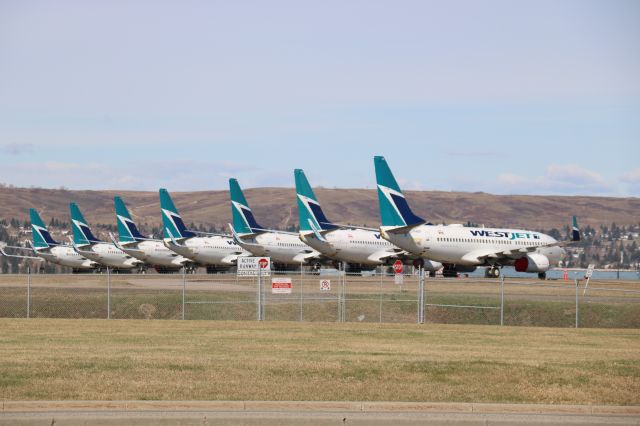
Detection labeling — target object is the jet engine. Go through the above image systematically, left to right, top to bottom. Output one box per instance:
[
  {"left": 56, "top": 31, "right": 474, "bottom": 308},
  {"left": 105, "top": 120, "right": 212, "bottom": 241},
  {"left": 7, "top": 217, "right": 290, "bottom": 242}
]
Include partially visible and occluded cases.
[
  {"left": 514, "top": 253, "right": 550, "bottom": 273},
  {"left": 412, "top": 258, "right": 443, "bottom": 272}
]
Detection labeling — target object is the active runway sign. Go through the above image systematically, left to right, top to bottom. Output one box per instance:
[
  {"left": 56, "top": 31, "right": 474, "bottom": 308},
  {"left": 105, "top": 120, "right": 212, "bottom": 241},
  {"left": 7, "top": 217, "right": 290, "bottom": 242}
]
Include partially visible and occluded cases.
[{"left": 237, "top": 257, "right": 271, "bottom": 276}]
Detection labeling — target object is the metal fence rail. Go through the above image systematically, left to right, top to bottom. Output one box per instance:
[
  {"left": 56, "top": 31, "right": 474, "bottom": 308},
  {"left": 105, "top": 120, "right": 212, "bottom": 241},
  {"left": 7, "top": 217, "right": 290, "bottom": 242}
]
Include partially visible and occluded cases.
[{"left": 0, "top": 269, "right": 639, "bottom": 328}]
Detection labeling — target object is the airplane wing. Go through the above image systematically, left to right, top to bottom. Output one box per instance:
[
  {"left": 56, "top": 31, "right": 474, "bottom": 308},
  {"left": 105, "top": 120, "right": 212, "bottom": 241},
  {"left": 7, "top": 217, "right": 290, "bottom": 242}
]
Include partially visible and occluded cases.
[
  {"left": 326, "top": 222, "right": 379, "bottom": 232},
  {"left": 0, "top": 243, "right": 43, "bottom": 260},
  {"left": 460, "top": 246, "right": 539, "bottom": 265},
  {"left": 366, "top": 249, "right": 405, "bottom": 263},
  {"left": 292, "top": 250, "right": 323, "bottom": 263},
  {"left": 220, "top": 252, "right": 250, "bottom": 265}
]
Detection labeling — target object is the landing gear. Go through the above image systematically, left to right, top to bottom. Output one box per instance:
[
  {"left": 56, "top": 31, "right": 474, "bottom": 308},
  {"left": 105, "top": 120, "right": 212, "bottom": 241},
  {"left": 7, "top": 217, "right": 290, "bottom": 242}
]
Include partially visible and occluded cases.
[
  {"left": 442, "top": 265, "right": 458, "bottom": 278},
  {"left": 485, "top": 266, "right": 500, "bottom": 278},
  {"left": 538, "top": 272, "right": 546, "bottom": 280}
]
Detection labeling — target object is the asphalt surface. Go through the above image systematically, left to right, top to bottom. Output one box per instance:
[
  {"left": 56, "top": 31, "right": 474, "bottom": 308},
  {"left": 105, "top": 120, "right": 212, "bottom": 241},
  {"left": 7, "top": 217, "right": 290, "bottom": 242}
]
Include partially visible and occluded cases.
[{"left": 1, "top": 401, "right": 638, "bottom": 426}]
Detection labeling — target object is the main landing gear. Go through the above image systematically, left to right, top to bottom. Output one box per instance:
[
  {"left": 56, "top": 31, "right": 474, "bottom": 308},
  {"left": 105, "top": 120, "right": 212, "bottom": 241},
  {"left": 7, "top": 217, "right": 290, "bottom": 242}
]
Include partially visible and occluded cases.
[
  {"left": 484, "top": 266, "right": 501, "bottom": 278},
  {"left": 538, "top": 272, "right": 547, "bottom": 280}
]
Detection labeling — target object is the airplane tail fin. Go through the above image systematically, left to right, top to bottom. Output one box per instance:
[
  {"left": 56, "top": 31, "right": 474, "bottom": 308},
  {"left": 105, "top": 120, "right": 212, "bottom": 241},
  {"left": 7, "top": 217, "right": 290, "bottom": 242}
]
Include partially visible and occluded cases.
[
  {"left": 374, "top": 156, "right": 425, "bottom": 228},
  {"left": 294, "top": 169, "right": 338, "bottom": 233},
  {"left": 229, "top": 178, "right": 264, "bottom": 235},
  {"left": 159, "top": 189, "right": 196, "bottom": 240},
  {"left": 114, "top": 196, "right": 147, "bottom": 243},
  {"left": 69, "top": 203, "right": 102, "bottom": 245},
  {"left": 29, "top": 208, "right": 59, "bottom": 248},
  {"left": 572, "top": 216, "right": 581, "bottom": 242}
]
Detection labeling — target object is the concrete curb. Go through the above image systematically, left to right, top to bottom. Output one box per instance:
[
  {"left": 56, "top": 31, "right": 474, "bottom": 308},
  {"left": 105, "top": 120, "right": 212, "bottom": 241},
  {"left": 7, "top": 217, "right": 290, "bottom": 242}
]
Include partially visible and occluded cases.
[{"left": 2, "top": 400, "right": 640, "bottom": 416}]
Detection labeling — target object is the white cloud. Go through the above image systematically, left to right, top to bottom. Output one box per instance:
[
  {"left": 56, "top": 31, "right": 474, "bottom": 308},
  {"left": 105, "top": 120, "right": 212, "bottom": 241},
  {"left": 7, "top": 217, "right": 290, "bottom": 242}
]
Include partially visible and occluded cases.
[
  {"left": 1, "top": 143, "right": 34, "bottom": 155},
  {"left": 0, "top": 159, "right": 296, "bottom": 191},
  {"left": 450, "top": 164, "right": 621, "bottom": 196},
  {"left": 494, "top": 164, "right": 615, "bottom": 195},
  {"left": 620, "top": 168, "right": 640, "bottom": 184},
  {"left": 620, "top": 168, "right": 640, "bottom": 194}
]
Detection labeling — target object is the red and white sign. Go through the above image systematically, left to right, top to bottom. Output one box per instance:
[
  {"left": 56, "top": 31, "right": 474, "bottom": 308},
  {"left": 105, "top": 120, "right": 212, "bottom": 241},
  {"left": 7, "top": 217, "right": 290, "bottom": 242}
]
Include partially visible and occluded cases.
[
  {"left": 237, "top": 257, "right": 271, "bottom": 276},
  {"left": 393, "top": 260, "right": 404, "bottom": 274},
  {"left": 272, "top": 277, "right": 292, "bottom": 294},
  {"left": 320, "top": 279, "right": 331, "bottom": 291}
]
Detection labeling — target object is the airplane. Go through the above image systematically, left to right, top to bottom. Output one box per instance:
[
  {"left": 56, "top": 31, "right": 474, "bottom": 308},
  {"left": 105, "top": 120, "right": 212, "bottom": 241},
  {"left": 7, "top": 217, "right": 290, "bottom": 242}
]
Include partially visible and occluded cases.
[
  {"left": 373, "top": 155, "right": 579, "bottom": 279},
  {"left": 294, "top": 168, "right": 443, "bottom": 273},
  {"left": 228, "top": 178, "right": 322, "bottom": 267},
  {"left": 159, "top": 188, "right": 250, "bottom": 271},
  {"left": 110, "top": 196, "right": 191, "bottom": 272},
  {"left": 69, "top": 202, "right": 143, "bottom": 270},
  {"left": 0, "top": 208, "right": 97, "bottom": 271}
]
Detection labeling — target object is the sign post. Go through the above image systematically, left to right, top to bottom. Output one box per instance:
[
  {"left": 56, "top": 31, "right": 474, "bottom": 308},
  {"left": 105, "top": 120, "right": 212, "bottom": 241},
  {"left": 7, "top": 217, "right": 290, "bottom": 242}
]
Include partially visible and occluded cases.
[{"left": 393, "top": 260, "right": 404, "bottom": 286}]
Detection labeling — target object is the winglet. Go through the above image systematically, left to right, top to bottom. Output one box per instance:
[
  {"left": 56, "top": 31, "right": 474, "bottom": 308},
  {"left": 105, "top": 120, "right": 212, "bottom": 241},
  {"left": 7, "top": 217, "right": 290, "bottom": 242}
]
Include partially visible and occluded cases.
[{"left": 572, "top": 216, "right": 581, "bottom": 242}]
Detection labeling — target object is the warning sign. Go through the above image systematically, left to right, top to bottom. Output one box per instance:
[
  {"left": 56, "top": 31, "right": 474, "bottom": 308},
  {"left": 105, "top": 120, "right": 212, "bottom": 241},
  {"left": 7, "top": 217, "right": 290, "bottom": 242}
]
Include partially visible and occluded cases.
[
  {"left": 237, "top": 257, "right": 271, "bottom": 276},
  {"left": 393, "top": 260, "right": 404, "bottom": 274},
  {"left": 585, "top": 264, "right": 595, "bottom": 279},
  {"left": 394, "top": 274, "right": 404, "bottom": 285},
  {"left": 272, "top": 277, "right": 292, "bottom": 294},
  {"left": 320, "top": 279, "right": 331, "bottom": 291}
]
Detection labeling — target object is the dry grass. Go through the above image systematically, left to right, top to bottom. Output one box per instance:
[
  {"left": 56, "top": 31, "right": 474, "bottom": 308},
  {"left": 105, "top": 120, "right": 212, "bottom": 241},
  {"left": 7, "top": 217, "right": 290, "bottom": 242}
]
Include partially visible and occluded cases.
[
  {"left": 2, "top": 186, "right": 639, "bottom": 231},
  {"left": 0, "top": 319, "right": 638, "bottom": 404}
]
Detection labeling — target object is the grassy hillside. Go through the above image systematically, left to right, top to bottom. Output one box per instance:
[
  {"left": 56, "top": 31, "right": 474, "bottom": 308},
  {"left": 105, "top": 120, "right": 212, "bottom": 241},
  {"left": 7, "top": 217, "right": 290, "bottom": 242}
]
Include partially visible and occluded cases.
[{"left": 0, "top": 186, "right": 638, "bottom": 231}]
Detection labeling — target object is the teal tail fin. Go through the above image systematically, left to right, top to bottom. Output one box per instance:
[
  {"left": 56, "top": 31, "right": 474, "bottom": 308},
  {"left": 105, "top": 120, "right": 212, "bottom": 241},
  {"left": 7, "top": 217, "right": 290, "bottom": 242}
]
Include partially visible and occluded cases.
[
  {"left": 374, "top": 156, "right": 424, "bottom": 227},
  {"left": 294, "top": 169, "right": 337, "bottom": 232},
  {"left": 229, "top": 179, "right": 264, "bottom": 235},
  {"left": 159, "top": 189, "right": 195, "bottom": 239},
  {"left": 114, "top": 196, "right": 146, "bottom": 242},
  {"left": 69, "top": 203, "right": 101, "bottom": 245},
  {"left": 30, "top": 208, "right": 59, "bottom": 248}
]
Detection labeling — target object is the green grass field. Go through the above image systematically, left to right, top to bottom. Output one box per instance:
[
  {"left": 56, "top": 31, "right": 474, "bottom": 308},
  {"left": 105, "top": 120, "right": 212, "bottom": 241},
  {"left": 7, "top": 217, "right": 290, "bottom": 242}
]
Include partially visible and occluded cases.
[{"left": 0, "top": 319, "right": 638, "bottom": 405}]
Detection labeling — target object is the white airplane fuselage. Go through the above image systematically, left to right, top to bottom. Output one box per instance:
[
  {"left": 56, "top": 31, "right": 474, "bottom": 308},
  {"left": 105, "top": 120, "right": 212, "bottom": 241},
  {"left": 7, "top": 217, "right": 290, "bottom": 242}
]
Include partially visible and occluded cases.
[
  {"left": 380, "top": 224, "right": 564, "bottom": 270},
  {"left": 300, "top": 228, "right": 399, "bottom": 265},
  {"left": 235, "top": 232, "right": 321, "bottom": 265},
  {"left": 165, "top": 235, "right": 250, "bottom": 266},
  {"left": 120, "top": 240, "right": 188, "bottom": 268},
  {"left": 77, "top": 243, "right": 142, "bottom": 269},
  {"left": 35, "top": 245, "right": 96, "bottom": 269}
]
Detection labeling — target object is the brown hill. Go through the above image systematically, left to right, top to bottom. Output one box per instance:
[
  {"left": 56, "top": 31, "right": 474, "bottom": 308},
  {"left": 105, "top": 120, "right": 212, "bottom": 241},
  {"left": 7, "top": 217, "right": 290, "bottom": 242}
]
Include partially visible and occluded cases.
[{"left": 0, "top": 186, "right": 638, "bottom": 232}]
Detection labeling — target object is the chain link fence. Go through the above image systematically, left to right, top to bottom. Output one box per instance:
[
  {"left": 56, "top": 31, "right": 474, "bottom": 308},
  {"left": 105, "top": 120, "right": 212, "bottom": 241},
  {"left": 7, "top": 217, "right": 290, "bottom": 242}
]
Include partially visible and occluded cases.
[{"left": 0, "top": 268, "right": 639, "bottom": 328}]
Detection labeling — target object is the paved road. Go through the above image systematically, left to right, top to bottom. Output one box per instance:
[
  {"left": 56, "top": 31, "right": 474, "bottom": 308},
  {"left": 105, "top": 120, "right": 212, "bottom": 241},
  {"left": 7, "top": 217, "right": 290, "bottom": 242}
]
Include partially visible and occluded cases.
[{"left": 1, "top": 401, "right": 638, "bottom": 426}]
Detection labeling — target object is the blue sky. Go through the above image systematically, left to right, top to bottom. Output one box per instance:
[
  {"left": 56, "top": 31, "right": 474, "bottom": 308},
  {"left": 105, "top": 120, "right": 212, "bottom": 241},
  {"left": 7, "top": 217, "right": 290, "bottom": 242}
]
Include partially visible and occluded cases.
[{"left": 1, "top": 0, "right": 639, "bottom": 196}]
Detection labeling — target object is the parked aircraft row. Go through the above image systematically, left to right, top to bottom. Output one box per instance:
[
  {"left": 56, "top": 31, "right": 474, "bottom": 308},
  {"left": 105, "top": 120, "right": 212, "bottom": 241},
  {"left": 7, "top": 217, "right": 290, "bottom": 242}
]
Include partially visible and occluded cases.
[{"left": 1, "top": 156, "right": 579, "bottom": 278}]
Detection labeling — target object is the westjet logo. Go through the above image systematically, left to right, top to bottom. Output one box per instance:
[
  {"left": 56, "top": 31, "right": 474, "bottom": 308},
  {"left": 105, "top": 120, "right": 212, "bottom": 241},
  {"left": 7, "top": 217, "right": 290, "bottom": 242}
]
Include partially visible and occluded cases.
[{"left": 469, "top": 230, "right": 541, "bottom": 240}]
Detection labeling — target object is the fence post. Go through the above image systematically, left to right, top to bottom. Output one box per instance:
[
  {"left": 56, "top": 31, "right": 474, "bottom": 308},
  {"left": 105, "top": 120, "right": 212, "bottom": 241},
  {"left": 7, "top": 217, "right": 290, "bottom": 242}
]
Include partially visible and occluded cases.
[
  {"left": 300, "top": 262, "right": 304, "bottom": 322},
  {"left": 27, "top": 265, "right": 31, "bottom": 319},
  {"left": 379, "top": 265, "right": 383, "bottom": 323},
  {"left": 257, "top": 266, "right": 263, "bottom": 321},
  {"left": 107, "top": 267, "right": 111, "bottom": 320},
  {"left": 182, "top": 267, "right": 186, "bottom": 320},
  {"left": 417, "top": 267, "right": 424, "bottom": 324},
  {"left": 500, "top": 275, "right": 504, "bottom": 326},
  {"left": 575, "top": 278, "right": 579, "bottom": 328}
]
